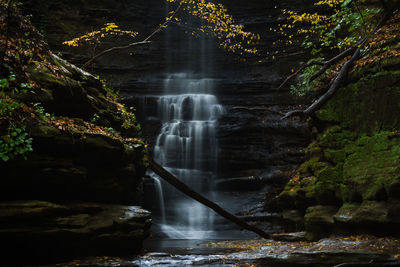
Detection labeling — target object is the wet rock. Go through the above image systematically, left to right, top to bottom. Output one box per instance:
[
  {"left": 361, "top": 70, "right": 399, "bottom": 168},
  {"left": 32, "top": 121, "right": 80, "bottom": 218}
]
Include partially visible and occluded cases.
[
  {"left": 0, "top": 127, "right": 145, "bottom": 204},
  {"left": 277, "top": 176, "right": 318, "bottom": 211},
  {"left": 215, "top": 177, "right": 266, "bottom": 191},
  {"left": 0, "top": 200, "right": 151, "bottom": 265},
  {"left": 333, "top": 201, "right": 400, "bottom": 235},
  {"left": 304, "top": 205, "right": 338, "bottom": 240},
  {"left": 282, "top": 209, "right": 305, "bottom": 230},
  {"left": 271, "top": 231, "right": 307, "bottom": 242}
]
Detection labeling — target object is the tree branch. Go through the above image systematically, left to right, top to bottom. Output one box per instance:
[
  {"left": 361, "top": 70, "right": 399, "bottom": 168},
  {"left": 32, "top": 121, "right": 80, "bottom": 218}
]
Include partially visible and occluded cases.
[
  {"left": 81, "top": 2, "right": 183, "bottom": 69},
  {"left": 282, "top": 8, "right": 398, "bottom": 120},
  {"left": 81, "top": 40, "right": 151, "bottom": 69},
  {"left": 308, "top": 47, "right": 355, "bottom": 83},
  {"left": 276, "top": 60, "right": 325, "bottom": 91}
]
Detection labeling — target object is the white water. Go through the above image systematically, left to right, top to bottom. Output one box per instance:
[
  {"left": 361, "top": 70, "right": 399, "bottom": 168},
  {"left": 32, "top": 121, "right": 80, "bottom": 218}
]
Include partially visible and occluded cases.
[
  {"left": 152, "top": 73, "right": 223, "bottom": 239},
  {"left": 151, "top": 175, "right": 166, "bottom": 225}
]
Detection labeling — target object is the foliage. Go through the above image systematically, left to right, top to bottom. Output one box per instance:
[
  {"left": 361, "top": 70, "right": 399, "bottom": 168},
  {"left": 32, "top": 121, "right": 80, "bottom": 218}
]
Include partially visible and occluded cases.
[
  {"left": 0, "top": 0, "right": 56, "bottom": 95},
  {"left": 0, "top": 0, "right": 147, "bottom": 164},
  {"left": 62, "top": 0, "right": 259, "bottom": 57},
  {"left": 166, "top": 0, "right": 260, "bottom": 55},
  {"left": 275, "top": 0, "right": 392, "bottom": 97},
  {"left": 277, "top": 0, "right": 382, "bottom": 54},
  {"left": 62, "top": 23, "right": 138, "bottom": 47},
  {"left": 290, "top": 58, "right": 326, "bottom": 96},
  {"left": 0, "top": 72, "right": 34, "bottom": 95},
  {"left": 102, "top": 80, "right": 119, "bottom": 101},
  {"left": 0, "top": 97, "right": 33, "bottom": 162},
  {"left": 33, "top": 102, "right": 54, "bottom": 121},
  {"left": 117, "top": 103, "right": 141, "bottom": 133},
  {"left": 91, "top": 113, "right": 100, "bottom": 123}
]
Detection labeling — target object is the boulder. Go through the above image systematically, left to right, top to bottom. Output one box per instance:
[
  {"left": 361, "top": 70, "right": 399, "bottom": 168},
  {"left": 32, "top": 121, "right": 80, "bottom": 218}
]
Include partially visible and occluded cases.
[
  {"left": 334, "top": 201, "right": 400, "bottom": 235},
  {"left": 304, "top": 205, "right": 338, "bottom": 240}
]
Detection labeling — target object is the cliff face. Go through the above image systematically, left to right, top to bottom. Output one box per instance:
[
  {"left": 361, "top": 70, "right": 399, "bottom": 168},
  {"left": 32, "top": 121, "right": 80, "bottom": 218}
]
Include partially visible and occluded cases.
[
  {"left": 21, "top": 0, "right": 312, "bottom": 182},
  {"left": 0, "top": 3, "right": 150, "bottom": 264},
  {"left": 277, "top": 12, "right": 400, "bottom": 239}
]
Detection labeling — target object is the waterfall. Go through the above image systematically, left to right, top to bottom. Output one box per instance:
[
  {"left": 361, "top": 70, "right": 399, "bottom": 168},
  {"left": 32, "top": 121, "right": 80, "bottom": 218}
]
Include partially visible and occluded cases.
[
  {"left": 147, "top": 1, "right": 221, "bottom": 239},
  {"left": 151, "top": 73, "right": 223, "bottom": 239},
  {"left": 150, "top": 174, "right": 166, "bottom": 225}
]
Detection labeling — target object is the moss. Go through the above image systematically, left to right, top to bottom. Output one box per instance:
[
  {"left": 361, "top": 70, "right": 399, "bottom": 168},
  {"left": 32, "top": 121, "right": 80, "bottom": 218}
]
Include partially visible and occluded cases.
[
  {"left": 278, "top": 38, "right": 400, "bottom": 234},
  {"left": 28, "top": 66, "right": 66, "bottom": 88},
  {"left": 316, "top": 70, "right": 400, "bottom": 134},
  {"left": 31, "top": 124, "right": 60, "bottom": 138},
  {"left": 318, "top": 126, "right": 356, "bottom": 149},
  {"left": 282, "top": 129, "right": 400, "bottom": 209},
  {"left": 342, "top": 132, "right": 400, "bottom": 201},
  {"left": 305, "top": 141, "right": 323, "bottom": 158},
  {"left": 324, "top": 149, "right": 346, "bottom": 164},
  {"left": 298, "top": 157, "right": 328, "bottom": 176},
  {"left": 314, "top": 163, "right": 344, "bottom": 204},
  {"left": 278, "top": 176, "right": 317, "bottom": 210},
  {"left": 334, "top": 202, "right": 360, "bottom": 223}
]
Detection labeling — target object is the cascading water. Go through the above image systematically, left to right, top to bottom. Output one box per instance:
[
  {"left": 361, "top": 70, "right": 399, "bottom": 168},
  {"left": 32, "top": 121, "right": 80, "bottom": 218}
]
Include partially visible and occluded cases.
[
  {"left": 144, "top": 0, "right": 225, "bottom": 238},
  {"left": 149, "top": 73, "right": 223, "bottom": 239}
]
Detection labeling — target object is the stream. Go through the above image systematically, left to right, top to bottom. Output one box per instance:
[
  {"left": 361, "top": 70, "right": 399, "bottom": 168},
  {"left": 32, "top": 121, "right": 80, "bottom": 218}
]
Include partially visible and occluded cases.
[{"left": 54, "top": 236, "right": 400, "bottom": 267}]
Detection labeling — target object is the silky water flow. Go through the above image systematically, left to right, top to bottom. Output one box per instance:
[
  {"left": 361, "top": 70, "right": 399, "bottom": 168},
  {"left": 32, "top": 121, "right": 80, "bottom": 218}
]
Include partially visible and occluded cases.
[{"left": 149, "top": 73, "right": 224, "bottom": 239}]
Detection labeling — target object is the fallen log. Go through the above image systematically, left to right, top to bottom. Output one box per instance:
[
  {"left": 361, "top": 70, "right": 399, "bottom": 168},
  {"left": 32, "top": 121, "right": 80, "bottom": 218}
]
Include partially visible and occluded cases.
[{"left": 148, "top": 157, "right": 270, "bottom": 239}]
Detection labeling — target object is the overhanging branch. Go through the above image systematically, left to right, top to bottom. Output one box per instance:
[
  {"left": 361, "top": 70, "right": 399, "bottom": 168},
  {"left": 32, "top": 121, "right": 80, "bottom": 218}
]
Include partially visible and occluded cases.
[
  {"left": 81, "top": 2, "right": 183, "bottom": 69},
  {"left": 282, "top": 8, "right": 398, "bottom": 120}
]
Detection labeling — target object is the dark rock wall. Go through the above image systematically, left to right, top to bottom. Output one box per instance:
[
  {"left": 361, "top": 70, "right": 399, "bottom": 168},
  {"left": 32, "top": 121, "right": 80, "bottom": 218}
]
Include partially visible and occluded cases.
[
  {"left": 22, "top": 0, "right": 312, "bottom": 181},
  {"left": 0, "top": 7, "right": 151, "bottom": 263},
  {"left": 0, "top": 57, "right": 151, "bottom": 264}
]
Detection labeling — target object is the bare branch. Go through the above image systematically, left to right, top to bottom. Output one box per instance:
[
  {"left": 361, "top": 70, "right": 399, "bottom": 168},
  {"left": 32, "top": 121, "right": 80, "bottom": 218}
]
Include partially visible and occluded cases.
[
  {"left": 81, "top": 2, "right": 183, "bottom": 69},
  {"left": 81, "top": 40, "right": 151, "bottom": 69},
  {"left": 308, "top": 47, "right": 355, "bottom": 83},
  {"left": 276, "top": 60, "right": 325, "bottom": 91},
  {"left": 281, "top": 109, "right": 305, "bottom": 120}
]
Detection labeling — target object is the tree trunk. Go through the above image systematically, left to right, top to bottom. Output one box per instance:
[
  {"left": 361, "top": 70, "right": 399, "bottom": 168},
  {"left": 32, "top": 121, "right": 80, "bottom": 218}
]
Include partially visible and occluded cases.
[{"left": 148, "top": 157, "right": 270, "bottom": 239}]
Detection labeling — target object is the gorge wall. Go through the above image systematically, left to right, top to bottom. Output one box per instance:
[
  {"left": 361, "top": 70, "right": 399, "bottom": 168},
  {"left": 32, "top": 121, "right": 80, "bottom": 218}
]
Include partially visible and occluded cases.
[
  {"left": 16, "top": 0, "right": 400, "bottom": 244},
  {"left": 22, "top": 0, "right": 312, "bottom": 181},
  {"left": 0, "top": 4, "right": 151, "bottom": 264},
  {"left": 276, "top": 11, "right": 400, "bottom": 239}
]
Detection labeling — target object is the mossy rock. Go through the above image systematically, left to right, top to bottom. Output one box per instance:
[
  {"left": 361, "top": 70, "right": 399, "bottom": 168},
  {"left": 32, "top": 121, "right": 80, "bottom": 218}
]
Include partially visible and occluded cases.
[
  {"left": 316, "top": 70, "right": 400, "bottom": 134},
  {"left": 318, "top": 126, "right": 357, "bottom": 149},
  {"left": 342, "top": 132, "right": 400, "bottom": 202},
  {"left": 323, "top": 149, "right": 346, "bottom": 164},
  {"left": 298, "top": 157, "right": 328, "bottom": 177},
  {"left": 314, "top": 164, "right": 344, "bottom": 205},
  {"left": 278, "top": 176, "right": 317, "bottom": 210},
  {"left": 333, "top": 201, "right": 400, "bottom": 235},
  {"left": 354, "top": 201, "right": 389, "bottom": 224},
  {"left": 334, "top": 202, "right": 360, "bottom": 223},
  {"left": 304, "top": 205, "right": 338, "bottom": 239}
]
